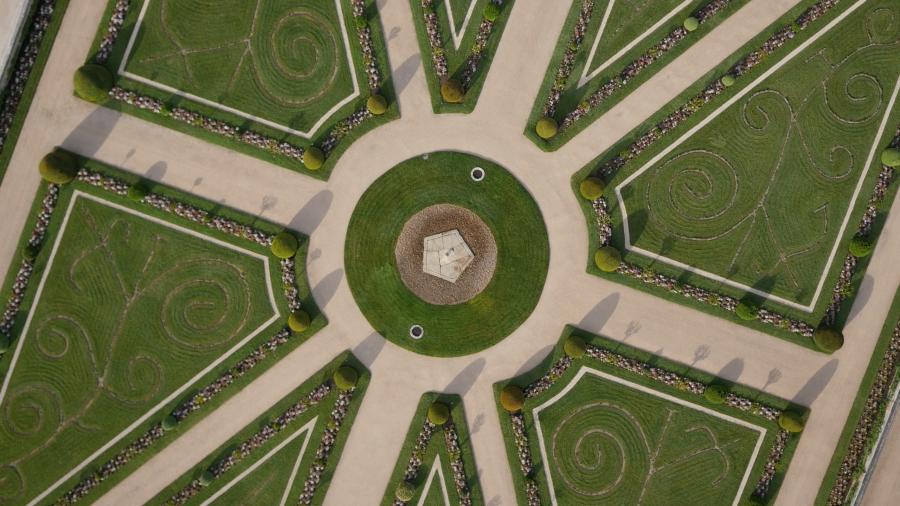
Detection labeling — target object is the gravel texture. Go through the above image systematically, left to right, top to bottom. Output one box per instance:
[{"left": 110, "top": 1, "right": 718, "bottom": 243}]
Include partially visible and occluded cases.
[{"left": 394, "top": 204, "right": 497, "bottom": 305}]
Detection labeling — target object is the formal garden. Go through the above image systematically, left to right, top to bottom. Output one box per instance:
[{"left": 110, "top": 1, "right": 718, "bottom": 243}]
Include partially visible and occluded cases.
[
  {"left": 74, "top": 0, "right": 397, "bottom": 178},
  {"left": 410, "top": 0, "right": 514, "bottom": 112},
  {"left": 526, "top": 0, "right": 750, "bottom": 148},
  {"left": 572, "top": 0, "right": 900, "bottom": 350},
  {"left": 0, "top": 151, "right": 324, "bottom": 505},
  {"left": 345, "top": 151, "right": 549, "bottom": 356},
  {"left": 496, "top": 327, "right": 805, "bottom": 506},
  {"left": 147, "top": 353, "right": 367, "bottom": 506},
  {"left": 380, "top": 393, "right": 482, "bottom": 506}
]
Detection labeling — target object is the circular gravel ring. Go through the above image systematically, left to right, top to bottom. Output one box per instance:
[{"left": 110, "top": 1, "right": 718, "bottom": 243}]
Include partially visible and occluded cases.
[
  {"left": 345, "top": 151, "right": 549, "bottom": 357},
  {"left": 394, "top": 204, "right": 497, "bottom": 305}
]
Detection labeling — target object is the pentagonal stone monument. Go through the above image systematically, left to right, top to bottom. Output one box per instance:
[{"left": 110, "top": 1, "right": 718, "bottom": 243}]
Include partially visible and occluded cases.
[{"left": 423, "top": 230, "right": 474, "bottom": 283}]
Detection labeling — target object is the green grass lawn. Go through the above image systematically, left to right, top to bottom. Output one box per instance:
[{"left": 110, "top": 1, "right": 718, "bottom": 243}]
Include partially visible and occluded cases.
[
  {"left": 88, "top": 0, "right": 397, "bottom": 178},
  {"left": 410, "top": 0, "right": 516, "bottom": 113},
  {"left": 525, "top": 0, "right": 750, "bottom": 149},
  {"left": 613, "top": 0, "right": 900, "bottom": 307},
  {"left": 344, "top": 151, "right": 549, "bottom": 357},
  {"left": 0, "top": 156, "right": 325, "bottom": 504},
  {"left": 496, "top": 327, "right": 804, "bottom": 506},
  {"left": 148, "top": 352, "right": 368, "bottom": 506},
  {"left": 379, "top": 393, "right": 482, "bottom": 505}
]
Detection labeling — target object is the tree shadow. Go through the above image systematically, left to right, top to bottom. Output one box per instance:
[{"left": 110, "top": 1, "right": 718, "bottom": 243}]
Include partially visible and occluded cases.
[
  {"left": 387, "top": 26, "right": 401, "bottom": 41},
  {"left": 393, "top": 53, "right": 421, "bottom": 96},
  {"left": 61, "top": 106, "right": 121, "bottom": 157},
  {"left": 145, "top": 161, "right": 167, "bottom": 181},
  {"left": 289, "top": 190, "right": 332, "bottom": 235},
  {"left": 625, "top": 208, "right": 648, "bottom": 246},
  {"left": 312, "top": 268, "right": 343, "bottom": 309},
  {"left": 847, "top": 274, "right": 874, "bottom": 324},
  {"left": 577, "top": 293, "right": 620, "bottom": 332},
  {"left": 353, "top": 331, "right": 386, "bottom": 368},
  {"left": 514, "top": 344, "right": 554, "bottom": 377},
  {"left": 691, "top": 345, "right": 710, "bottom": 367},
  {"left": 445, "top": 358, "right": 486, "bottom": 396},
  {"left": 717, "top": 358, "right": 745, "bottom": 383},
  {"left": 792, "top": 359, "right": 838, "bottom": 405},
  {"left": 761, "top": 368, "right": 782, "bottom": 394},
  {"left": 470, "top": 413, "right": 484, "bottom": 434}
]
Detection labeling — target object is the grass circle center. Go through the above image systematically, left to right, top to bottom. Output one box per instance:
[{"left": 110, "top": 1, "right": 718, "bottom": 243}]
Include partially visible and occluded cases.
[{"left": 345, "top": 152, "right": 549, "bottom": 357}]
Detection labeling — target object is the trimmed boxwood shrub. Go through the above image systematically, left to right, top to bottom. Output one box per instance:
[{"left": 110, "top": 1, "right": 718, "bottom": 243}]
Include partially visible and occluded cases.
[
  {"left": 484, "top": 2, "right": 501, "bottom": 21},
  {"left": 355, "top": 16, "right": 368, "bottom": 30},
  {"left": 683, "top": 17, "right": 699, "bottom": 32},
  {"left": 73, "top": 64, "right": 113, "bottom": 103},
  {"left": 721, "top": 74, "right": 735, "bottom": 87},
  {"left": 440, "top": 79, "right": 465, "bottom": 103},
  {"left": 367, "top": 94, "right": 387, "bottom": 115},
  {"left": 535, "top": 116, "right": 558, "bottom": 139},
  {"left": 303, "top": 146, "right": 325, "bottom": 170},
  {"left": 881, "top": 147, "right": 900, "bottom": 167},
  {"left": 39, "top": 150, "right": 77, "bottom": 184},
  {"left": 579, "top": 177, "right": 605, "bottom": 200},
  {"left": 127, "top": 183, "right": 149, "bottom": 202},
  {"left": 271, "top": 231, "right": 299, "bottom": 258},
  {"left": 849, "top": 235, "right": 874, "bottom": 257},
  {"left": 22, "top": 243, "right": 40, "bottom": 262},
  {"left": 594, "top": 246, "right": 622, "bottom": 272},
  {"left": 735, "top": 300, "right": 758, "bottom": 321},
  {"left": 288, "top": 310, "right": 310, "bottom": 332},
  {"left": 813, "top": 326, "right": 844, "bottom": 352},
  {"left": 0, "top": 335, "right": 10, "bottom": 355},
  {"left": 564, "top": 335, "right": 587, "bottom": 358},
  {"left": 333, "top": 365, "right": 359, "bottom": 390},
  {"left": 704, "top": 384, "right": 727, "bottom": 404},
  {"left": 500, "top": 385, "right": 524, "bottom": 413},
  {"left": 427, "top": 402, "right": 450, "bottom": 426},
  {"left": 778, "top": 411, "right": 805, "bottom": 432},
  {"left": 162, "top": 415, "right": 178, "bottom": 431},
  {"left": 199, "top": 469, "right": 215, "bottom": 486},
  {"left": 395, "top": 481, "right": 415, "bottom": 501}
]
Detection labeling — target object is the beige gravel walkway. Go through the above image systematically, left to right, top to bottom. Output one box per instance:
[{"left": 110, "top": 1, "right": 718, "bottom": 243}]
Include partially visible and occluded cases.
[{"left": 0, "top": 0, "right": 897, "bottom": 505}]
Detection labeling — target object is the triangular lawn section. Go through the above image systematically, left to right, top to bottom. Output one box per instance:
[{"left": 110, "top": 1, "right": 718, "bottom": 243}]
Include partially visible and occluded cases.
[
  {"left": 442, "top": 0, "right": 479, "bottom": 49},
  {"left": 418, "top": 456, "right": 451, "bottom": 506}
]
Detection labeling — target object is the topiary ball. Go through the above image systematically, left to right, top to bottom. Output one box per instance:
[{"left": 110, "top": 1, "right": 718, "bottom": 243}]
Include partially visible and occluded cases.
[
  {"left": 484, "top": 2, "right": 501, "bottom": 21},
  {"left": 683, "top": 17, "right": 699, "bottom": 32},
  {"left": 73, "top": 64, "right": 113, "bottom": 103},
  {"left": 721, "top": 74, "right": 735, "bottom": 87},
  {"left": 440, "top": 79, "right": 464, "bottom": 103},
  {"left": 367, "top": 94, "right": 387, "bottom": 115},
  {"left": 535, "top": 117, "right": 558, "bottom": 139},
  {"left": 303, "top": 147, "right": 325, "bottom": 171},
  {"left": 881, "top": 147, "right": 900, "bottom": 167},
  {"left": 39, "top": 150, "right": 77, "bottom": 184},
  {"left": 579, "top": 177, "right": 606, "bottom": 200},
  {"left": 127, "top": 183, "right": 149, "bottom": 202},
  {"left": 271, "top": 231, "right": 299, "bottom": 258},
  {"left": 849, "top": 235, "right": 874, "bottom": 257},
  {"left": 594, "top": 246, "right": 622, "bottom": 272},
  {"left": 735, "top": 301, "right": 758, "bottom": 321},
  {"left": 288, "top": 310, "right": 311, "bottom": 332},
  {"left": 813, "top": 326, "right": 843, "bottom": 352},
  {"left": 564, "top": 335, "right": 587, "bottom": 359},
  {"left": 333, "top": 365, "right": 359, "bottom": 390},
  {"left": 704, "top": 384, "right": 727, "bottom": 404},
  {"left": 500, "top": 385, "right": 524, "bottom": 413},
  {"left": 427, "top": 402, "right": 450, "bottom": 426},
  {"left": 778, "top": 411, "right": 805, "bottom": 432},
  {"left": 162, "top": 415, "right": 178, "bottom": 431},
  {"left": 199, "top": 469, "right": 215, "bottom": 486},
  {"left": 395, "top": 481, "right": 416, "bottom": 502}
]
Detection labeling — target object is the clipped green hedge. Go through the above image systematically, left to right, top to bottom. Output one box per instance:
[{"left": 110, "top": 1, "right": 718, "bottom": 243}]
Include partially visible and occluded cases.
[
  {"left": 73, "top": 64, "right": 113, "bottom": 103},
  {"left": 440, "top": 79, "right": 464, "bottom": 103},
  {"left": 535, "top": 117, "right": 558, "bottom": 139},
  {"left": 39, "top": 150, "right": 77, "bottom": 184},
  {"left": 579, "top": 177, "right": 606, "bottom": 200},
  {"left": 271, "top": 231, "right": 299, "bottom": 258},
  {"left": 594, "top": 246, "right": 622, "bottom": 272},
  {"left": 333, "top": 365, "right": 359, "bottom": 391},
  {"left": 500, "top": 385, "right": 524, "bottom": 413},
  {"left": 427, "top": 402, "right": 450, "bottom": 426}
]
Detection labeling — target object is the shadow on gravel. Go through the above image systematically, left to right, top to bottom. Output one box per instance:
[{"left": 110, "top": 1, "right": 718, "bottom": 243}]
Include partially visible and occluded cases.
[
  {"left": 393, "top": 53, "right": 421, "bottom": 96},
  {"left": 61, "top": 107, "right": 120, "bottom": 157},
  {"left": 145, "top": 161, "right": 167, "bottom": 181},
  {"left": 290, "top": 189, "right": 332, "bottom": 235},
  {"left": 313, "top": 268, "right": 343, "bottom": 309},
  {"left": 847, "top": 274, "right": 874, "bottom": 324},
  {"left": 578, "top": 292, "right": 620, "bottom": 332},
  {"left": 353, "top": 331, "right": 386, "bottom": 367},
  {"left": 514, "top": 344, "right": 554, "bottom": 378},
  {"left": 717, "top": 357, "right": 745, "bottom": 383},
  {"left": 446, "top": 358, "right": 486, "bottom": 395},
  {"left": 793, "top": 358, "right": 839, "bottom": 406}
]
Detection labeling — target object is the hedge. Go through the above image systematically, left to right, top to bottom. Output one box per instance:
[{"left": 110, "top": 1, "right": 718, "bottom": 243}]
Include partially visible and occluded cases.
[
  {"left": 73, "top": 64, "right": 113, "bottom": 103},
  {"left": 440, "top": 79, "right": 464, "bottom": 103},
  {"left": 367, "top": 94, "right": 387, "bottom": 115},
  {"left": 535, "top": 116, "right": 558, "bottom": 139},
  {"left": 303, "top": 147, "right": 325, "bottom": 171},
  {"left": 39, "top": 150, "right": 77, "bottom": 184},
  {"left": 579, "top": 177, "right": 606, "bottom": 200},
  {"left": 271, "top": 231, "right": 299, "bottom": 258},
  {"left": 594, "top": 246, "right": 622, "bottom": 272},
  {"left": 288, "top": 310, "right": 310, "bottom": 332},
  {"left": 813, "top": 326, "right": 844, "bottom": 352},
  {"left": 333, "top": 365, "right": 359, "bottom": 391},
  {"left": 500, "top": 385, "right": 524, "bottom": 413},
  {"left": 427, "top": 402, "right": 450, "bottom": 426}
]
